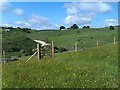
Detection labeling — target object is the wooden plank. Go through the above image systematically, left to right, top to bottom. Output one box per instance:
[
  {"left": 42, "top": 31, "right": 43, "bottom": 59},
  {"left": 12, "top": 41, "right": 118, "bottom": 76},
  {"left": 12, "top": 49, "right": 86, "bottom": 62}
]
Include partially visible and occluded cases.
[{"left": 26, "top": 51, "right": 37, "bottom": 62}]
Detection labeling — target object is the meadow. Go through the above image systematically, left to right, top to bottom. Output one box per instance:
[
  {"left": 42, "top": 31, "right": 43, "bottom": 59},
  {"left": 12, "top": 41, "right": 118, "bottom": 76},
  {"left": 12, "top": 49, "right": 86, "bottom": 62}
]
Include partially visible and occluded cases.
[
  {"left": 2, "top": 27, "right": 119, "bottom": 88},
  {"left": 2, "top": 27, "right": 118, "bottom": 57},
  {"left": 27, "top": 28, "right": 118, "bottom": 50},
  {"left": 2, "top": 44, "right": 118, "bottom": 88}
]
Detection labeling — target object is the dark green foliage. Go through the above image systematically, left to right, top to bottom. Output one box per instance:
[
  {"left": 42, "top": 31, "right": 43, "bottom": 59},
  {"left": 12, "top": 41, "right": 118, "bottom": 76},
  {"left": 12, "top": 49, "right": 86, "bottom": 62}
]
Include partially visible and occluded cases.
[
  {"left": 71, "top": 24, "right": 79, "bottom": 29},
  {"left": 109, "top": 25, "right": 114, "bottom": 30},
  {"left": 60, "top": 26, "right": 65, "bottom": 30},
  {"left": 82, "top": 26, "right": 90, "bottom": 28},
  {"left": 82, "top": 26, "right": 87, "bottom": 28},
  {"left": 87, "top": 26, "right": 90, "bottom": 28},
  {"left": 17, "top": 27, "right": 21, "bottom": 29},
  {"left": 67, "top": 27, "right": 71, "bottom": 29},
  {"left": 21, "top": 28, "right": 31, "bottom": 33},
  {"left": 2, "top": 29, "right": 36, "bottom": 57},
  {"left": 77, "top": 30, "right": 80, "bottom": 34},
  {"left": 58, "top": 33, "right": 61, "bottom": 36},
  {"left": 44, "top": 37, "right": 51, "bottom": 43},
  {"left": 90, "top": 37, "right": 93, "bottom": 39},
  {"left": 77, "top": 39, "right": 80, "bottom": 41},
  {"left": 54, "top": 46, "right": 68, "bottom": 53},
  {"left": 58, "top": 47, "right": 68, "bottom": 53},
  {"left": 24, "top": 48, "right": 33, "bottom": 56}
]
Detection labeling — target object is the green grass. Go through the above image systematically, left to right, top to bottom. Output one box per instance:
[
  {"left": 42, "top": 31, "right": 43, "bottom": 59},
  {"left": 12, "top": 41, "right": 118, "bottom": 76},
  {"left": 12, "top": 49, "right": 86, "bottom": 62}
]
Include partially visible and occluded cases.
[
  {"left": 2, "top": 28, "right": 118, "bottom": 57},
  {"left": 27, "top": 28, "right": 118, "bottom": 50},
  {"left": 2, "top": 44, "right": 118, "bottom": 88}
]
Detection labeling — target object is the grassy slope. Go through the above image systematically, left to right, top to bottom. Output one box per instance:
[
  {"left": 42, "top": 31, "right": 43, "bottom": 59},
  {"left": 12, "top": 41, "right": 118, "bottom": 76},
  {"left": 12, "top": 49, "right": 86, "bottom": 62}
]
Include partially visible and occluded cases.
[
  {"left": 2, "top": 28, "right": 118, "bottom": 57},
  {"left": 27, "top": 28, "right": 118, "bottom": 50},
  {"left": 2, "top": 29, "right": 36, "bottom": 57},
  {"left": 2, "top": 44, "right": 118, "bottom": 88}
]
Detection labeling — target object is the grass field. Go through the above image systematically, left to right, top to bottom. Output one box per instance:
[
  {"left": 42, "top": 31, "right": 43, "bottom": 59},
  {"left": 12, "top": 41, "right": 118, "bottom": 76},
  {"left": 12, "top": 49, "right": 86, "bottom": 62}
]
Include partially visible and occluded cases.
[
  {"left": 2, "top": 27, "right": 118, "bottom": 57},
  {"left": 27, "top": 28, "right": 118, "bottom": 50},
  {"left": 2, "top": 43, "right": 118, "bottom": 88}
]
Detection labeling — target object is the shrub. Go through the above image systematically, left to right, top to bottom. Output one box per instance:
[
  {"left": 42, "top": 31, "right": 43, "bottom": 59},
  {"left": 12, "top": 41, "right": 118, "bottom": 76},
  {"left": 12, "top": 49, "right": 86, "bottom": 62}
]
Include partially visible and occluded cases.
[{"left": 59, "top": 47, "right": 68, "bottom": 53}]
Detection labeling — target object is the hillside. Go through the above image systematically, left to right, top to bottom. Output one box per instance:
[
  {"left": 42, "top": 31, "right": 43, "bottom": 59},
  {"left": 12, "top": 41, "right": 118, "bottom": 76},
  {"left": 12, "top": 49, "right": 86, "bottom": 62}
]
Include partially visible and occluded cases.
[
  {"left": 2, "top": 27, "right": 118, "bottom": 57},
  {"left": 2, "top": 28, "right": 36, "bottom": 57},
  {"left": 27, "top": 28, "right": 118, "bottom": 50},
  {"left": 2, "top": 44, "right": 118, "bottom": 88}
]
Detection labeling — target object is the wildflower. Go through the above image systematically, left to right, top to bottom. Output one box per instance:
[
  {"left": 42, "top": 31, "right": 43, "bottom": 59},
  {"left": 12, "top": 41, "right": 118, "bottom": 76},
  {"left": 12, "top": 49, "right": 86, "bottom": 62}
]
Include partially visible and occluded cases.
[{"left": 73, "top": 73, "right": 76, "bottom": 78}]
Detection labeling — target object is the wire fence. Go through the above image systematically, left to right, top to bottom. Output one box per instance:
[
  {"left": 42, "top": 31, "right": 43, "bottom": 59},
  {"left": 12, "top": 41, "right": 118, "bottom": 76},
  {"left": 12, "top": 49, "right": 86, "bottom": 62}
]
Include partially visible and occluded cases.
[{"left": 59, "top": 37, "right": 117, "bottom": 54}]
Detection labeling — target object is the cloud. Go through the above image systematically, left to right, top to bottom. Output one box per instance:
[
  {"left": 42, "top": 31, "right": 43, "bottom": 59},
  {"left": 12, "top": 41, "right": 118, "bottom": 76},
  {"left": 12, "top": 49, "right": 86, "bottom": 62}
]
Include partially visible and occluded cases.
[
  {"left": 0, "top": 0, "right": 10, "bottom": 12},
  {"left": 0, "top": 0, "right": 24, "bottom": 16},
  {"left": 80, "top": 0, "right": 119, "bottom": 2},
  {"left": 63, "top": 2, "right": 112, "bottom": 26},
  {"left": 79, "top": 2, "right": 112, "bottom": 13},
  {"left": 96, "top": 2, "right": 112, "bottom": 13},
  {"left": 13, "top": 8, "right": 24, "bottom": 16},
  {"left": 14, "top": 14, "right": 57, "bottom": 30},
  {"left": 28, "top": 14, "right": 49, "bottom": 25},
  {"left": 64, "top": 15, "right": 92, "bottom": 25},
  {"left": 105, "top": 19, "right": 118, "bottom": 26},
  {"left": 16, "top": 21, "right": 31, "bottom": 27},
  {"left": 0, "top": 22, "right": 13, "bottom": 27},
  {"left": 1, "top": 23, "right": 11, "bottom": 27}
]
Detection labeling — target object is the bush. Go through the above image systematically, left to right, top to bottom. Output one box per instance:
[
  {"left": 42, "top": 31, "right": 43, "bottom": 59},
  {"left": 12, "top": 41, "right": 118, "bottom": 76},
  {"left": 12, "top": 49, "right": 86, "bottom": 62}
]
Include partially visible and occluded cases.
[
  {"left": 71, "top": 24, "right": 79, "bottom": 29},
  {"left": 109, "top": 25, "right": 114, "bottom": 30},
  {"left": 60, "top": 26, "right": 65, "bottom": 30},
  {"left": 90, "top": 37, "right": 93, "bottom": 39},
  {"left": 54, "top": 46, "right": 68, "bottom": 53},
  {"left": 59, "top": 47, "right": 68, "bottom": 53},
  {"left": 20, "top": 49, "right": 25, "bottom": 53}
]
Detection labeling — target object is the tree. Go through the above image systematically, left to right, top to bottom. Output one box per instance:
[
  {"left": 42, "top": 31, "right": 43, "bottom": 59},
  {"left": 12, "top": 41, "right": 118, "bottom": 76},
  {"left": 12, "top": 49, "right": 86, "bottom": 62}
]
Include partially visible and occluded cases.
[
  {"left": 71, "top": 24, "right": 79, "bottom": 29},
  {"left": 109, "top": 25, "right": 114, "bottom": 30},
  {"left": 60, "top": 26, "right": 65, "bottom": 30},
  {"left": 82, "top": 26, "right": 87, "bottom": 28},
  {"left": 82, "top": 26, "right": 90, "bottom": 28},
  {"left": 87, "top": 26, "right": 90, "bottom": 28},
  {"left": 17, "top": 27, "right": 21, "bottom": 29},
  {"left": 67, "top": 27, "right": 71, "bottom": 29}
]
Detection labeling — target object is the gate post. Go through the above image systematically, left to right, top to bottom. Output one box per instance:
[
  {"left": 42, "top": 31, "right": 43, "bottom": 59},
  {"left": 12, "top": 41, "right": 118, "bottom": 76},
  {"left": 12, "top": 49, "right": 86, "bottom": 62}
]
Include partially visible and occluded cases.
[
  {"left": 51, "top": 41, "right": 54, "bottom": 58},
  {"left": 37, "top": 43, "right": 41, "bottom": 60}
]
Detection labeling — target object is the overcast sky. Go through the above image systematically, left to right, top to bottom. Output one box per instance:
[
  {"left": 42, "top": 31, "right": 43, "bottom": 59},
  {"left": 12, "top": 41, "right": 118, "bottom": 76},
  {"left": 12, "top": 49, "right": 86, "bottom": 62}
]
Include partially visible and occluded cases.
[{"left": 0, "top": 1, "right": 118, "bottom": 30}]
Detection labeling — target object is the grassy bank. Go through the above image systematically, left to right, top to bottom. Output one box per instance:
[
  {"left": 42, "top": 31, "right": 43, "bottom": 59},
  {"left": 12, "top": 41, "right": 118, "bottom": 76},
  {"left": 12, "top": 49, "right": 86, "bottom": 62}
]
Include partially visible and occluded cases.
[{"left": 2, "top": 43, "right": 118, "bottom": 88}]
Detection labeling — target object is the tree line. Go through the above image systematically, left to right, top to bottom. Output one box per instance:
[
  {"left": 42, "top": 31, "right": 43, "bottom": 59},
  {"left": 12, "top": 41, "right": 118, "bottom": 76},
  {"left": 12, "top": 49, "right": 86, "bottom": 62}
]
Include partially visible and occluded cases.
[{"left": 59, "top": 24, "right": 115, "bottom": 30}]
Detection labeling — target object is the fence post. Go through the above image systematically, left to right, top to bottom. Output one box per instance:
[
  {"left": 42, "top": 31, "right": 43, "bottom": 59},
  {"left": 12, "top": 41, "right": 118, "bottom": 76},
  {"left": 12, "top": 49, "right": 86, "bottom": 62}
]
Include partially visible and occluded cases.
[
  {"left": 114, "top": 37, "right": 116, "bottom": 45},
  {"left": 97, "top": 40, "right": 99, "bottom": 47},
  {"left": 51, "top": 41, "right": 54, "bottom": 58},
  {"left": 75, "top": 42, "right": 77, "bottom": 52},
  {"left": 37, "top": 43, "right": 41, "bottom": 60},
  {"left": 3, "top": 50, "right": 5, "bottom": 64},
  {"left": 3, "top": 50, "right": 5, "bottom": 59}
]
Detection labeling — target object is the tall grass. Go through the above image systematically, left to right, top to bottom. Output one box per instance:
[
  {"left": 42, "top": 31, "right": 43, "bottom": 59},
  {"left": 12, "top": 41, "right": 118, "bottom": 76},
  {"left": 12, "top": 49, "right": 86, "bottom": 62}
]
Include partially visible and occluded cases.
[{"left": 2, "top": 44, "right": 118, "bottom": 88}]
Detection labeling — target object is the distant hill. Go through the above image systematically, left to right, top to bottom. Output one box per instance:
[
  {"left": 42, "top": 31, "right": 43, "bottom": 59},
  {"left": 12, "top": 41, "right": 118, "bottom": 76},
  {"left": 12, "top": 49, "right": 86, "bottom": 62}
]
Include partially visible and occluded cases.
[
  {"left": 2, "top": 26, "right": 118, "bottom": 57},
  {"left": 2, "top": 28, "right": 36, "bottom": 57}
]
